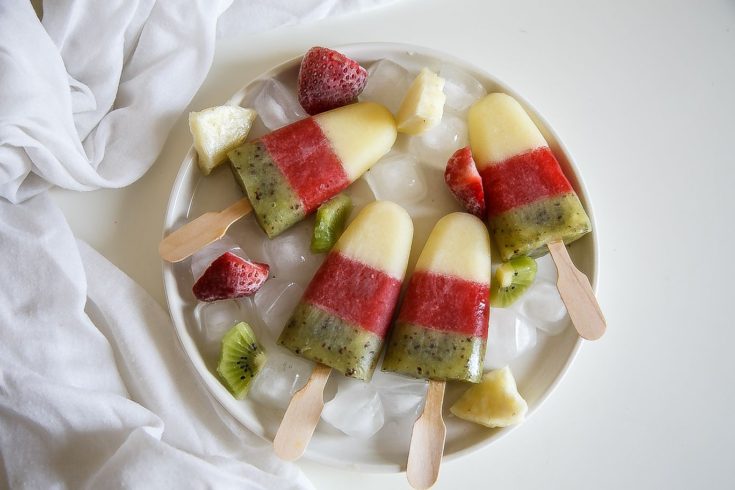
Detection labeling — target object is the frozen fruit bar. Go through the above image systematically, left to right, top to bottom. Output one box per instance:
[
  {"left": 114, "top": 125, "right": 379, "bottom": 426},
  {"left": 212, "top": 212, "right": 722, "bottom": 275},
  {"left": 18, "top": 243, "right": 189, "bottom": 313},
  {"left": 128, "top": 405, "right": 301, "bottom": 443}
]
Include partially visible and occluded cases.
[
  {"left": 468, "top": 93, "right": 591, "bottom": 261},
  {"left": 229, "top": 102, "right": 396, "bottom": 238},
  {"left": 278, "top": 201, "right": 413, "bottom": 380},
  {"left": 382, "top": 213, "right": 491, "bottom": 382}
]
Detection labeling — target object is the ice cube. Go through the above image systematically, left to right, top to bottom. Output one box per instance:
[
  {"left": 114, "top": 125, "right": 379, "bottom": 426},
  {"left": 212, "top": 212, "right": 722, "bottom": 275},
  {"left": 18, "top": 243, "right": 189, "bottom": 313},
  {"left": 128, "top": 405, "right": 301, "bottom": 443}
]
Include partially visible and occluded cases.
[
  {"left": 360, "top": 59, "right": 412, "bottom": 114},
  {"left": 439, "top": 64, "right": 487, "bottom": 113},
  {"left": 251, "top": 79, "right": 307, "bottom": 131},
  {"left": 408, "top": 112, "right": 468, "bottom": 170},
  {"left": 364, "top": 151, "right": 427, "bottom": 205},
  {"left": 345, "top": 175, "right": 375, "bottom": 211},
  {"left": 227, "top": 214, "right": 271, "bottom": 265},
  {"left": 261, "top": 220, "right": 323, "bottom": 282},
  {"left": 190, "top": 236, "right": 243, "bottom": 281},
  {"left": 534, "top": 254, "right": 559, "bottom": 283},
  {"left": 252, "top": 279, "right": 304, "bottom": 338},
  {"left": 514, "top": 281, "right": 570, "bottom": 336},
  {"left": 238, "top": 295, "right": 265, "bottom": 325},
  {"left": 237, "top": 296, "right": 283, "bottom": 356},
  {"left": 196, "top": 300, "right": 242, "bottom": 358},
  {"left": 484, "top": 307, "right": 538, "bottom": 370},
  {"left": 248, "top": 350, "right": 313, "bottom": 410},
  {"left": 371, "top": 369, "right": 427, "bottom": 418},
  {"left": 321, "top": 377, "right": 385, "bottom": 439},
  {"left": 380, "top": 419, "right": 416, "bottom": 447}
]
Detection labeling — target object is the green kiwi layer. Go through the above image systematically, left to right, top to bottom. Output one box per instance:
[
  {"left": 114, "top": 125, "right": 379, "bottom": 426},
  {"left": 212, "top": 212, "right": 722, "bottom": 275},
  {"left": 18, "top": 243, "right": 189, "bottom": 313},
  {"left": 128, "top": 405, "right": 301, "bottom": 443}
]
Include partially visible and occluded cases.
[
  {"left": 229, "top": 142, "right": 305, "bottom": 238},
  {"left": 490, "top": 192, "right": 591, "bottom": 261},
  {"left": 278, "top": 302, "right": 382, "bottom": 381},
  {"left": 217, "top": 322, "right": 267, "bottom": 399},
  {"left": 382, "top": 322, "right": 485, "bottom": 383}
]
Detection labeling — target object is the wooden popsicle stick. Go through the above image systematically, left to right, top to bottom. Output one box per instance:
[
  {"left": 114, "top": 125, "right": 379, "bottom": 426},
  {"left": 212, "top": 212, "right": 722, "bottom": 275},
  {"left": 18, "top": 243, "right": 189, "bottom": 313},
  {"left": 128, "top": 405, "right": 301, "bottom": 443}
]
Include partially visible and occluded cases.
[
  {"left": 158, "top": 197, "right": 252, "bottom": 262},
  {"left": 547, "top": 240, "right": 606, "bottom": 340},
  {"left": 273, "top": 363, "right": 332, "bottom": 461},
  {"left": 406, "top": 380, "right": 447, "bottom": 490}
]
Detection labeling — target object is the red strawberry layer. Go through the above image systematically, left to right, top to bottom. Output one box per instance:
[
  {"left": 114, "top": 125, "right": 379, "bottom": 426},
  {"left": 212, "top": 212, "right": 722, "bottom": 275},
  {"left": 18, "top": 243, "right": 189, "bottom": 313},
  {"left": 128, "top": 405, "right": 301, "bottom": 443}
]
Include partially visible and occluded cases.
[
  {"left": 297, "top": 47, "right": 368, "bottom": 115},
  {"left": 261, "top": 118, "right": 350, "bottom": 213},
  {"left": 444, "top": 146, "right": 486, "bottom": 219},
  {"left": 480, "top": 146, "right": 573, "bottom": 217},
  {"left": 193, "top": 252, "right": 269, "bottom": 302},
  {"left": 302, "top": 252, "right": 402, "bottom": 338},
  {"left": 397, "top": 271, "right": 489, "bottom": 338}
]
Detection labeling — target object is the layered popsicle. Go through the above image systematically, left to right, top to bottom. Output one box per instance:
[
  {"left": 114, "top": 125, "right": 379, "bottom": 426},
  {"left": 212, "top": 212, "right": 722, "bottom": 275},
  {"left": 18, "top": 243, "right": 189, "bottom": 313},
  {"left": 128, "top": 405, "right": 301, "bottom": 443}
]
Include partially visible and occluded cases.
[
  {"left": 468, "top": 93, "right": 591, "bottom": 261},
  {"left": 229, "top": 102, "right": 396, "bottom": 238},
  {"left": 278, "top": 201, "right": 413, "bottom": 380},
  {"left": 382, "top": 212, "right": 491, "bottom": 382}
]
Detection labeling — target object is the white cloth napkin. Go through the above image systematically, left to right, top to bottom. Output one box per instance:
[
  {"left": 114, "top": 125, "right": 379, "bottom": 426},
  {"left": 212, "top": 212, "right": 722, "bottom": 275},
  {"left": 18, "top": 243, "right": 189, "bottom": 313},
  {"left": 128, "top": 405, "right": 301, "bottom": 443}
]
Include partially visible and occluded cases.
[{"left": 0, "top": 0, "right": 395, "bottom": 487}]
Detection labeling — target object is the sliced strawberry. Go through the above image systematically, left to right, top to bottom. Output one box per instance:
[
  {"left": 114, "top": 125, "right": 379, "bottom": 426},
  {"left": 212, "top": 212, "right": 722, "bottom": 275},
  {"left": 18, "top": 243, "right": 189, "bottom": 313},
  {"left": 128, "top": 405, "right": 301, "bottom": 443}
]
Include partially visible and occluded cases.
[
  {"left": 297, "top": 47, "right": 368, "bottom": 115},
  {"left": 444, "top": 147, "right": 486, "bottom": 219},
  {"left": 193, "top": 252, "right": 269, "bottom": 302}
]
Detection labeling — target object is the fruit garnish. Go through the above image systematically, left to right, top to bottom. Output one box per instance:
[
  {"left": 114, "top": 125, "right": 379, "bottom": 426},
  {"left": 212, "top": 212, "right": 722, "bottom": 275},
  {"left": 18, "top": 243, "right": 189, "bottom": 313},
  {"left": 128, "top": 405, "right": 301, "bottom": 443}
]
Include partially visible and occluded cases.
[
  {"left": 297, "top": 47, "right": 368, "bottom": 115},
  {"left": 395, "top": 67, "right": 446, "bottom": 134},
  {"left": 189, "top": 106, "right": 256, "bottom": 175},
  {"left": 444, "top": 146, "right": 486, "bottom": 219},
  {"left": 311, "top": 193, "right": 353, "bottom": 253},
  {"left": 192, "top": 252, "right": 269, "bottom": 302},
  {"left": 490, "top": 256, "right": 537, "bottom": 307},
  {"left": 217, "top": 322, "right": 267, "bottom": 399},
  {"left": 449, "top": 366, "right": 528, "bottom": 428}
]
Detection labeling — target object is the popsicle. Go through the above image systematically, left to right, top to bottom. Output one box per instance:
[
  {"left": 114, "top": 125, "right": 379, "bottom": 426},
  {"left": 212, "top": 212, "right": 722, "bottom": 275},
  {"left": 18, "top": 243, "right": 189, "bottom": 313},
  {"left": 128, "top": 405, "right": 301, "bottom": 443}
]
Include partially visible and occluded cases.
[
  {"left": 467, "top": 92, "right": 591, "bottom": 262},
  {"left": 469, "top": 93, "right": 606, "bottom": 341},
  {"left": 228, "top": 101, "right": 396, "bottom": 238},
  {"left": 273, "top": 201, "right": 413, "bottom": 461},
  {"left": 278, "top": 201, "right": 413, "bottom": 381},
  {"left": 380, "top": 212, "right": 490, "bottom": 489},
  {"left": 382, "top": 212, "right": 491, "bottom": 382}
]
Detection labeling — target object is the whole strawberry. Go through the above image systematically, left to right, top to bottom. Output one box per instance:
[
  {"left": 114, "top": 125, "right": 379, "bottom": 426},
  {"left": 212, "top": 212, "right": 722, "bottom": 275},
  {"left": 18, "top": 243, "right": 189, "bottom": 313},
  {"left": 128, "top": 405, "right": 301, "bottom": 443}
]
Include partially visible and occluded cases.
[
  {"left": 297, "top": 47, "right": 368, "bottom": 115},
  {"left": 444, "top": 147, "right": 486, "bottom": 219},
  {"left": 193, "top": 252, "right": 270, "bottom": 302}
]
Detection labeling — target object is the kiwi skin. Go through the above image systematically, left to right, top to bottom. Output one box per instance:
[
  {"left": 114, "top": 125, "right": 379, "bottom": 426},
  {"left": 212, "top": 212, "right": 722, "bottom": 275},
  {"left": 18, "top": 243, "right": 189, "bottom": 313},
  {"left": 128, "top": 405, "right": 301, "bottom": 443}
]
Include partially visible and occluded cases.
[
  {"left": 310, "top": 193, "right": 353, "bottom": 253},
  {"left": 490, "top": 256, "right": 538, "bottom": 308},
  {"left": 217, "top": 322, "right": 267, "bottom": 399}
]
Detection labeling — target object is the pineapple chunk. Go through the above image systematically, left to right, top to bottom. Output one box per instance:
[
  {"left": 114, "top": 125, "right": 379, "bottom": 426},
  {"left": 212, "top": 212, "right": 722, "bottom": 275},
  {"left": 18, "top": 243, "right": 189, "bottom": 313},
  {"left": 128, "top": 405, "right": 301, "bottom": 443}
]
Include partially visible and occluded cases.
[
  {"left": 395, "top": 68, "right": 446, "bottom": 135},
  {"left": 189, "top": 106, "right": 257, "bottom": 175},
  {"left": 450, "top": 366, "right": 528, "bottom": 428}
]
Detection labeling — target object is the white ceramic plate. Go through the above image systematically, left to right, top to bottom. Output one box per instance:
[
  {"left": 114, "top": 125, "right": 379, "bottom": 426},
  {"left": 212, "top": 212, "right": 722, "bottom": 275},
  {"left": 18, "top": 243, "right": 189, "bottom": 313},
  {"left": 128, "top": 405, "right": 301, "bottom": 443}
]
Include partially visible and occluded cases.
[{"left": 161, "top": 42, "right": 598, "bottom": 472}]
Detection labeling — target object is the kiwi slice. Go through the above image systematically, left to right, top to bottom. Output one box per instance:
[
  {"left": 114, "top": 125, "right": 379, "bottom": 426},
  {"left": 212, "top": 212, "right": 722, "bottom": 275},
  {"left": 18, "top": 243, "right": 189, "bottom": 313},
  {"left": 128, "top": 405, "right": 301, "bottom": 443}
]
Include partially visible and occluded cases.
[
  {"left": 311, "top": 193, "right": 353, "bottom": 253},
  {"left": 490, "top": 256, "right": 537, "bottom": 307},
  {"left": 217, "top": 322, "right": 266, "bottom": 399}
]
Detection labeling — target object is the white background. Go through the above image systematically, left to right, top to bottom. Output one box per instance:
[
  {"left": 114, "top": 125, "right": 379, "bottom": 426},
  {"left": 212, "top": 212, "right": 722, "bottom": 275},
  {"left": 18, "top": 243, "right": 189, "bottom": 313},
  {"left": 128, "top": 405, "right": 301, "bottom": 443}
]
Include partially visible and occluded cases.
[{"left": 51, "top": 0, "right": 735, "bottom": 488}]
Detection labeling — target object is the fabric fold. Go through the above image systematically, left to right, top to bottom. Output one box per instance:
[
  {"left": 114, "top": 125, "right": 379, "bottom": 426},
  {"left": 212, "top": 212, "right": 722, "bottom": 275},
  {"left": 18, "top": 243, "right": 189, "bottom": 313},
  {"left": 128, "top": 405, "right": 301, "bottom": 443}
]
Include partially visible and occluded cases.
[{"left": 0, "top": 0, "right": 398, "bottom": 486}]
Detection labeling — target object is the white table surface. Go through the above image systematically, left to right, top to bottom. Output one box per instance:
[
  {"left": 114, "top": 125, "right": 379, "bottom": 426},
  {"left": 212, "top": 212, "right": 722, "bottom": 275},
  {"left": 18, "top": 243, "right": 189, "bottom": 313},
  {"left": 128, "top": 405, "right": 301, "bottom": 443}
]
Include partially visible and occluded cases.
[{"left": 50, "top": 0, "right": 735, "bottom": 488}]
